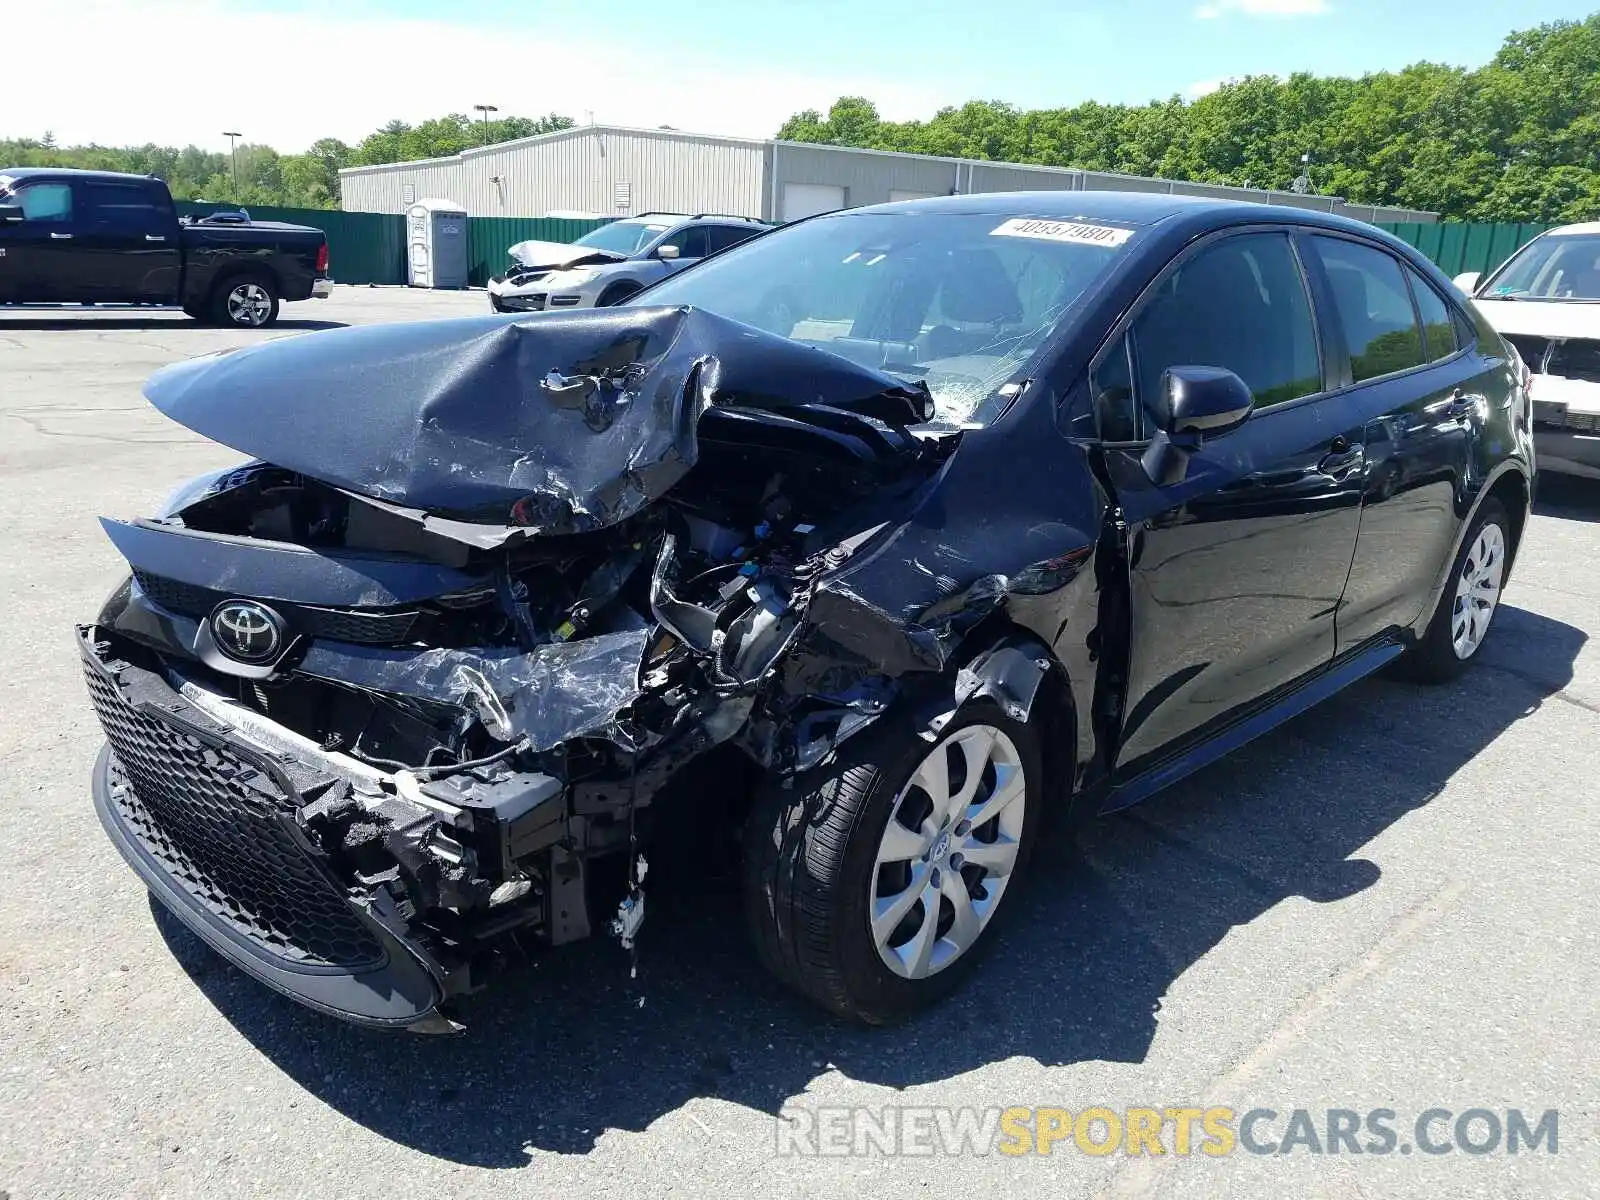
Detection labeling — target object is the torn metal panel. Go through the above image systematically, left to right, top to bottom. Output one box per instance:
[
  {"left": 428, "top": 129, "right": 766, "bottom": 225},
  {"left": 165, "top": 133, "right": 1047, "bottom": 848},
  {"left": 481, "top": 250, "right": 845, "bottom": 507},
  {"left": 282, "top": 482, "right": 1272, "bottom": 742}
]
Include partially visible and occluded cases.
[{"left": 143, "top": 305, "right": 931, "bottom": 531}]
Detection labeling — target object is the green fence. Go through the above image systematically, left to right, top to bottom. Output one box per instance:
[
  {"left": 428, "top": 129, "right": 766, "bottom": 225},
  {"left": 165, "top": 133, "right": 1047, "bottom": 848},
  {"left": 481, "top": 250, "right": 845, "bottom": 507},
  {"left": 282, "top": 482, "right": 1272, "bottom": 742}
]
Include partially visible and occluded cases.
[
  {"left": 170, "top": 203, "right": 1551, "bottom": 292},
  {"left": 177, "top": 203, "right": 406, "bottom": 286},
  {"left": 1377, "top": 221, "right": 1551, "bottom": 280}
]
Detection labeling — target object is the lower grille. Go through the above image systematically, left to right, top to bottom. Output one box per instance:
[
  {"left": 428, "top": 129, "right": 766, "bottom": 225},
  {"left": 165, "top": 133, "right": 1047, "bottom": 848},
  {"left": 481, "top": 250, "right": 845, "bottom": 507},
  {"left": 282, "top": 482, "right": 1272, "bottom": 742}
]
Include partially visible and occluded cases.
[
  {"left": 133, "top": 570, "right": 420, "bottom": 646},
  {"left": 83, "top": 652, "right": 385, "bottom": 969}
]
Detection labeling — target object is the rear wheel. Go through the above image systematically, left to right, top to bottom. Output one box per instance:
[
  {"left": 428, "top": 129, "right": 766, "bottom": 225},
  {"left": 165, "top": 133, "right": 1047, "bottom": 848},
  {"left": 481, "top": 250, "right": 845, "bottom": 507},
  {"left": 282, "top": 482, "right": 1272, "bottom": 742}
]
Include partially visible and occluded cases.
[
  {"left": 212, "top": 274, "right": 280, "bottom": 328},
  {"left": 1398, "top": 498, "right": 1510, "bottom": 682},
  {"left": 743, "top": 700, "right": 1042, "bottom": 1024}
]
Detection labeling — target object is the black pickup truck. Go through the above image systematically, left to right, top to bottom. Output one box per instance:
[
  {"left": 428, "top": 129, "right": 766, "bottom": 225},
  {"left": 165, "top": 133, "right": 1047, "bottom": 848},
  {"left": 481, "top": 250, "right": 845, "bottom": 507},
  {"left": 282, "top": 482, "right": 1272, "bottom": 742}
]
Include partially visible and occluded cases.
[{"left": 0, "top": 168, "right": 331, "bottom": 328}]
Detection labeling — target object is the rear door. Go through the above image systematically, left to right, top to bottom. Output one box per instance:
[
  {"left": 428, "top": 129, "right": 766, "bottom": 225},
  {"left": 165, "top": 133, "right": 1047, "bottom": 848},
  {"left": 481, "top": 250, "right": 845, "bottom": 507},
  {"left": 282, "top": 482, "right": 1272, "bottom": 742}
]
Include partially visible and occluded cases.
[
  {"left": 0, "top": 179, "right": 79, "bottom": 301},
  {"left": 78, "top": 179, "right": 181, "bottom": 302},
  {"left": 655, "top": 224, "right": 710, "bottom": 273},
  {"left": 1092, "top": 230, "right": 1367, "bottom": 773},
  {"left": 1303, "top": 234, "right": 1485, "bottom": 648}
]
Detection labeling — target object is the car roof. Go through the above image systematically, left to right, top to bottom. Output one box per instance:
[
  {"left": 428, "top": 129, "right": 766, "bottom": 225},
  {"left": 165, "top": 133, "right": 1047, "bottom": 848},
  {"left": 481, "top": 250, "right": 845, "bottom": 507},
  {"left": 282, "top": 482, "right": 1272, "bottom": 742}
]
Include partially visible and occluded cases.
[
  {"left": 0, "top": 167, "right": 159, "bottom": 184},
  {"left": 845, "top": 189, "right": 1389, "bottom": 237},
  {"left": 1543, "top": 221, "right": 1600, "bottom": 237}
]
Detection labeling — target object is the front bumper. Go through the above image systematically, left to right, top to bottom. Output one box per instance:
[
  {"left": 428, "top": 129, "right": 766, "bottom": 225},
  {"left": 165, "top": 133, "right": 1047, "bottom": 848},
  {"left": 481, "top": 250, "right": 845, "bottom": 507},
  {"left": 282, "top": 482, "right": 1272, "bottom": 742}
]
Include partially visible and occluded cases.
[
  {"left": 486, "top": 274, "right": 592, "bottom": 312},
  {"left": 310, "top": 278, "right": 334, "bottom": 299},
  {"left": 1532, "top": 376, "right": 1600, "bottom": 478},
  {"left": 80, "top": 627, "right": 452, "bottom": 1030}
]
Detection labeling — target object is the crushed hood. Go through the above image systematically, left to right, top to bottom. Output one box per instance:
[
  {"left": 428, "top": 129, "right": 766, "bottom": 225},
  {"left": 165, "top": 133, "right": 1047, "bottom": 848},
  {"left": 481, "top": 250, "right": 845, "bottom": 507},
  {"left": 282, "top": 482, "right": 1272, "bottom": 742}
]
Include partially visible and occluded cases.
[
  {"left": 507, "top": 239, "right": 624, "bottom": 271},
  {"left": 1471, "top": 297, "right": 1600, "bottom": 340},
  {"left": 143, "top": 305, "right": 933, "bottom": 534}
]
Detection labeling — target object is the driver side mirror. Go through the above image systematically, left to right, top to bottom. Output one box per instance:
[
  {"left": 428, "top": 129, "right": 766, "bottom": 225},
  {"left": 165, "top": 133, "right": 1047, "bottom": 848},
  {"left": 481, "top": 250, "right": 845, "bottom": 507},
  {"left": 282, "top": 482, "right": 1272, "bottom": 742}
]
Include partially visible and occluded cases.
[
  {"left": 0, "top": 205, "right": 23, "bottom": 224},
  {"left": 655, "top": 243, "right": 681, "bottom": 260},
  {"left": 1453, "top": 271, "right": 1482, "bottom": 297},
  {"left": 1141, "top": 365, "right": 1254, "bottom": 486}
]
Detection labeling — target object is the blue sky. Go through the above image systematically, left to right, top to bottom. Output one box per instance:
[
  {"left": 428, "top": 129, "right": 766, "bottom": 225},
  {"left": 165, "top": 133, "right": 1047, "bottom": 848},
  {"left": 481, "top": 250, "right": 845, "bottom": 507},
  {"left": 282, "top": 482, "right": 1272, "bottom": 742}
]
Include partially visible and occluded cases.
[{"left": 7, "top": 0, "right": 1591, "bottom": 151}]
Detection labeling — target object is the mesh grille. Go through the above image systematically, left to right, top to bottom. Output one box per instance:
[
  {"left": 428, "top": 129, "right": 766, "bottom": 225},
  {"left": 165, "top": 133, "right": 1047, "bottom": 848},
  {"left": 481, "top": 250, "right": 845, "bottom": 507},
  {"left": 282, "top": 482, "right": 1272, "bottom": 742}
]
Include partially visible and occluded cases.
[
  {"left": 133, "top": 570, "right": 420, "bottom": 646},
  {"left": 84, "top": 655, "right": 385, "bottom": 969}
]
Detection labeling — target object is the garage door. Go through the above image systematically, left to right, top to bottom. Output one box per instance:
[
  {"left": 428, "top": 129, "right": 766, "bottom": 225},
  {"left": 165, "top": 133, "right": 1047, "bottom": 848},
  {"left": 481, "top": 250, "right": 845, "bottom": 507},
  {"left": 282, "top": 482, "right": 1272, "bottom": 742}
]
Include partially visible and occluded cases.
[{"left": 782, "top": 183, "right": 846, "bottom": 222}]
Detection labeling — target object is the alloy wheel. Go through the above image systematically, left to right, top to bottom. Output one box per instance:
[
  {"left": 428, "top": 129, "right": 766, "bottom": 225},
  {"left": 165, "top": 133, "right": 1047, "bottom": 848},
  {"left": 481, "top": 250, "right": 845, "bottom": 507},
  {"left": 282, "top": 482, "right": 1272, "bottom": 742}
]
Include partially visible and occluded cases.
[
  {"left": 227, "top": 283, "right": 273, "bottom": 327},
  {"left": 1451, "top": 521, "right": 1505, "bottom": 659},
  {"left": 869, "top": 723, "right": 1028, "bottom": 979}
]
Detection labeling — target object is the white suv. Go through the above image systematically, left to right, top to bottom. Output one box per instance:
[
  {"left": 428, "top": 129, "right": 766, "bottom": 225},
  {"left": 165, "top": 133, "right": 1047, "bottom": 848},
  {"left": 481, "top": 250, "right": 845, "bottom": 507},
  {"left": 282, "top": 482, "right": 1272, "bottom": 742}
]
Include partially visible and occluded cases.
[
  {"left": 487, "top": 213, "right": 768, "bottom": 313},
  {"left": 1457, "top": 222, "right": 1600, "bottom": 477}
]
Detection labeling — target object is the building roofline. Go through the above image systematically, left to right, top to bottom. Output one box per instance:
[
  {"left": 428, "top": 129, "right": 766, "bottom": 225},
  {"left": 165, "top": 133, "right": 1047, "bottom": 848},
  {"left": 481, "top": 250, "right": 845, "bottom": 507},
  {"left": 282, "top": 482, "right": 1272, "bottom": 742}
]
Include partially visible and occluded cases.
[{"left": 339, "top": 123, "right": 768, "bottom": 176}]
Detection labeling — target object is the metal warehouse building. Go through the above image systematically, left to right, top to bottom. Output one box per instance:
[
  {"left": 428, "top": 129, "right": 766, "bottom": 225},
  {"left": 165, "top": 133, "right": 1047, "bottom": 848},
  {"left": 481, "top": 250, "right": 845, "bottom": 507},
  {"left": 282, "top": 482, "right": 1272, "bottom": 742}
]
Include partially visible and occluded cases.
[{"left": 339, "top": 124, "right": 1438, "bottom": 224}]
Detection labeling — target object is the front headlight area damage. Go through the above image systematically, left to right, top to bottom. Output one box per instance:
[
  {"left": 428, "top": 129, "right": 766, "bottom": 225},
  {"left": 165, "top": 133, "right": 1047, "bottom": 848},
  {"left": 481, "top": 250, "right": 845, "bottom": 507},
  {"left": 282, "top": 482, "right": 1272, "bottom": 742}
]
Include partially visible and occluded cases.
[{"left": 86, "top": 305, "right": 958, "bottom": 1031}]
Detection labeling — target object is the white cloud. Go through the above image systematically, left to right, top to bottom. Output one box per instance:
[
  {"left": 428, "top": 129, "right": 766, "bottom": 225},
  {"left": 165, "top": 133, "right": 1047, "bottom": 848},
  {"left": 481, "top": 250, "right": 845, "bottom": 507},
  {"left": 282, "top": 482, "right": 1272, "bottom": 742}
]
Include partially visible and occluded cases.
[
  {"left": 4, "top": 0, "right": 949, "bottom": 153},
  {"left": 1196, "top": 0, "right": 1330, "bottom": 18},
  {"left": 1185, "top": 78, "right": 1227, "bottom": 98}
]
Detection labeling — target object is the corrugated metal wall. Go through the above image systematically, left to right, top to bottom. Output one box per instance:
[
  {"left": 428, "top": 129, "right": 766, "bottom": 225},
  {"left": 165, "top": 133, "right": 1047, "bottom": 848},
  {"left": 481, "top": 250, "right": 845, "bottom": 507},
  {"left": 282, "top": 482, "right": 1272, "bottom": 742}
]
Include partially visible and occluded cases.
[
  {"left": 340, "top": 127, "right": 766, "bottom": 219},
  {"left": 177, "top": 202, "right": 405, "bottom": 285},
  {"left": 467, "top": 216, "right": 609, "bottom": 286},
  {"left": 1377, "top": 221, "right": 1553, "bottom": 277}
]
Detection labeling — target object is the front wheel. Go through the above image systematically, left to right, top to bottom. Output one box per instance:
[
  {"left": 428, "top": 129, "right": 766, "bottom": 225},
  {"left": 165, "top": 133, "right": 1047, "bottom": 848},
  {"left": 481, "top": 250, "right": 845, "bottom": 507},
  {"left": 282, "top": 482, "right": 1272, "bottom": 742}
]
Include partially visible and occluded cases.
[
  {"left": 212, "top": 275, "right": 280, "bottom": 328},
  {"left": 595, "top": 281, "right": 641, "bottom": 308},
  {"left": 1398, "top": 498, "right": 1511, "bottom": 682},
  {"left": 743, "top": 700, "right": 1042, "bottom": 1024}
]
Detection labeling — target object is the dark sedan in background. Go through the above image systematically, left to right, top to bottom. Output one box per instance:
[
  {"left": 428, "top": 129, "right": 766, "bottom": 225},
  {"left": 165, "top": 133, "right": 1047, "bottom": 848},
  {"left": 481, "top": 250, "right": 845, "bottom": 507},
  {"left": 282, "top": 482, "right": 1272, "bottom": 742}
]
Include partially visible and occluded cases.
[{"left": 80, "top": 191, "right": 1531, "bottom": 1032}]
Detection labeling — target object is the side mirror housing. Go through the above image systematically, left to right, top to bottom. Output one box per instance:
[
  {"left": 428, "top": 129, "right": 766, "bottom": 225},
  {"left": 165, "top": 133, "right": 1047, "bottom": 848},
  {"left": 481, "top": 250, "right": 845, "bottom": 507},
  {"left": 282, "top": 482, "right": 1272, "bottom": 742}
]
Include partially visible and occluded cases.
[
  {"left": 0, "top": 205, "right": 24, "bottom": 224},
  {"left": 655, "top": 242, "right": 681, "bottom": 260},
  {"left": 1453, "top": 271, "right": 1482, "bottom": 297},
  {"left": 1141, "top": 365, "right": 1254, "bottom": 486}
]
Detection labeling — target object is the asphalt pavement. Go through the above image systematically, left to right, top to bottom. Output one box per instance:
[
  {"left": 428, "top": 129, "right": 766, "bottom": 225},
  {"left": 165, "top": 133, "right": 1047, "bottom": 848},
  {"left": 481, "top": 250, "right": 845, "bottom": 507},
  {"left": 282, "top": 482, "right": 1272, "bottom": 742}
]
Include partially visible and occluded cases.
[{"left": 1, "top": 288, "right": 1596, "bottom": 1199}]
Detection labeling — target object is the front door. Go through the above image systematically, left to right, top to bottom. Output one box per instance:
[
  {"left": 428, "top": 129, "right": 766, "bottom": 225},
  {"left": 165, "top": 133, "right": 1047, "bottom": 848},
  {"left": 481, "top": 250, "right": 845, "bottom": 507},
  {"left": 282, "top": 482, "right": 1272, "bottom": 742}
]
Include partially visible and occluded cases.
[
  {"left": 0, "top": 180, "right": 80, "bottom": 301},
  {"left": 1094, "top": 230, "right": 1366, "bottom": 775}
]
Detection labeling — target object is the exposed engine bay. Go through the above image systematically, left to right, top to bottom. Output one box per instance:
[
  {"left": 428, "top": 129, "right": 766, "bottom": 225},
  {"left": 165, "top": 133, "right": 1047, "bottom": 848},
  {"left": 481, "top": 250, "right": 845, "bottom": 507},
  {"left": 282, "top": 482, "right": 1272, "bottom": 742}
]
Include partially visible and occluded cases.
[{"left": 82, "top": 304, "right": 1055, "bottom": 1031}]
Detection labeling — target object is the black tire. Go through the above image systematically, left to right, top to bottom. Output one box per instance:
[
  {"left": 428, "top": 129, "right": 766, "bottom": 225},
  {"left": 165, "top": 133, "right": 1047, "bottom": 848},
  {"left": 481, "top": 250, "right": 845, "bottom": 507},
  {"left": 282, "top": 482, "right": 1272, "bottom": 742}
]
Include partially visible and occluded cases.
[
  {"left": 210, "top": 273, "right": 280, "bottom": 328},
  {"left": 596, "top": 281, "right": 642, "bottom": 308},
  {"left": 1397, "top": 497, "right": 1511, "bottom": 683},
  {"left": 743, "top": 699, "right": 1043, "bottom": 1024}
]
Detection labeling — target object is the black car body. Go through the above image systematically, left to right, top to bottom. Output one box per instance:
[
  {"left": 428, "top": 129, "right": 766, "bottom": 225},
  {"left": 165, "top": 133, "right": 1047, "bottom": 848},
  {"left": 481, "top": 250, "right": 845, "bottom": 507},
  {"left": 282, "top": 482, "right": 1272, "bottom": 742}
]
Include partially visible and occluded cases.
[
  {"left": 0, "top": 168, "right": 330, "bottom": 327},
  {"left": 80, "top": 192, "right": 1533, "bottom": 1031}
]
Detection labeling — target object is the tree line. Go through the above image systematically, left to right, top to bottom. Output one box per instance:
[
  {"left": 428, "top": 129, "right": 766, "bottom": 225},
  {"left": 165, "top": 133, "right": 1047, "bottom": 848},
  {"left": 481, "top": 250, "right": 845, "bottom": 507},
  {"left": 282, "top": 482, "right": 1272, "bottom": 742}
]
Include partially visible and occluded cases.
[
  {"left": 3, "top": 14, "right": 1597, "bottom": 221},
  {"left": 778, "top": 14, "right": 1600, "bottom": 223},
  {"left": 0, "top": 113, "right": 574, "bottom": 210}
]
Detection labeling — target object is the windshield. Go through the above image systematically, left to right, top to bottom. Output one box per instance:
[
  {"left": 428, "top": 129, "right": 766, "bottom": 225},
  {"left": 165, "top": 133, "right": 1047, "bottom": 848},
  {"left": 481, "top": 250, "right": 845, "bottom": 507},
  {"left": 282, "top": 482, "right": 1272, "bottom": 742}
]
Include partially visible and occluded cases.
[
  {"left": 632, "top": 211, "right": 1136, "bottom": 427},
  {"left": 572, "top": 220, "right": 670, "bottom": 255},
  {"left": 1482, "top": 233, "right": 1600, "bottom": 302}
]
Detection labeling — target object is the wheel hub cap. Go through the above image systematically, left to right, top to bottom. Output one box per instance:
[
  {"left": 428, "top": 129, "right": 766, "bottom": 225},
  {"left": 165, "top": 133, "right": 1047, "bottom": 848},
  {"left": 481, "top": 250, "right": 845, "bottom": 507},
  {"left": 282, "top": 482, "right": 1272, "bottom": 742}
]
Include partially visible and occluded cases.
[
  {"left": 1450, "top": 522, "right": 1505, "bottom": 660},
  {"left": 869, "top": 723, "right": 1027, "bottom": 980}
]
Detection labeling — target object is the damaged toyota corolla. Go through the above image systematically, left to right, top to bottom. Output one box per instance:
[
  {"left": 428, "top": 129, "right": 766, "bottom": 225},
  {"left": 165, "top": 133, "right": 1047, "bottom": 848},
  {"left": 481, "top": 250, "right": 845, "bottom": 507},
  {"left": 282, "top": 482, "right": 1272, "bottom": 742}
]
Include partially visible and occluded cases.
[{"left": 81, "top": 192, "right": 1533, "bottom": 1032}]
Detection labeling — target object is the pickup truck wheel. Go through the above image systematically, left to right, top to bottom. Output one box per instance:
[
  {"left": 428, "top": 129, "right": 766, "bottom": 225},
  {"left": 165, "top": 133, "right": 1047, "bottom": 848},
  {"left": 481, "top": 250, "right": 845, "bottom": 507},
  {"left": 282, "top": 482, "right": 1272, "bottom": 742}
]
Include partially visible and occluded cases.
[
  {"left": 213, "top": 275, "right": 280, "bottom": 328},
  {"left": 1397, "top": 497, "right": 1510, "bottom": 683},
  {"left": 743, "top": 700, "right": 1041, "bottom": 1024}
]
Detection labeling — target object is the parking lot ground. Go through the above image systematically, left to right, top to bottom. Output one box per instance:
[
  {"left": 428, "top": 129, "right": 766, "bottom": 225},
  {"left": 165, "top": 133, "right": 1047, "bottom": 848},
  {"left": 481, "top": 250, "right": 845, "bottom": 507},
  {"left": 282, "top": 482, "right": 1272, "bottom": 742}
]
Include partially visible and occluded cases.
[{"left": 1, "top": 287, "right": 1597, "bottom": 1199}]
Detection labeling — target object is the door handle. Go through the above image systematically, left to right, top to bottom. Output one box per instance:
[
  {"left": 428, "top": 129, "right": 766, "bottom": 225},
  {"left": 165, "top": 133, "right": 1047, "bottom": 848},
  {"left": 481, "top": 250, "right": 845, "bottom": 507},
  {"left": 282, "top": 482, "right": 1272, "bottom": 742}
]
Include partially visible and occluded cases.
[
  {"left": 49, "top": 231, "right": 73, "bottom": 240},
  {"left": 144, "top": 234, "right": 166, "bottom": 243},
  {"left": 1317, "top": 435, "right": 1365, "bottom": 478}
]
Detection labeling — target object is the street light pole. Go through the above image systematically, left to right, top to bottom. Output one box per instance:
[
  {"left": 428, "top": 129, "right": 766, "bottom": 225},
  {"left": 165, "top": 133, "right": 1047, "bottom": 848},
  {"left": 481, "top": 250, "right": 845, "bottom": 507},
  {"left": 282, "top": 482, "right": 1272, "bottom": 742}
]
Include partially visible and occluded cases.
[
  {"left": 473, "top": 104, "right": 499, "bottom": 147},
  {"left": 222, "top": 131, "right": 242, "bottom": 190}
]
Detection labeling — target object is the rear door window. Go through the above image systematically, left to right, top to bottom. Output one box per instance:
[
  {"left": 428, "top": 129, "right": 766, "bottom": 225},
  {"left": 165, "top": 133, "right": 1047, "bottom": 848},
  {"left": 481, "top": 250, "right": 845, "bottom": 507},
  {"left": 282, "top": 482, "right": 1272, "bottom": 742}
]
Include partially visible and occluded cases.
[
  {"left": 83, "top": 181, "right": 174, "bottom": 234},
  {"left": 706, "top": 224, "right": 760, "bottom": 253},
  {"left": 1129, "top": 232, "right": 1321, "bottom": 432},
  {"left": 1311, "top": 237, "right": 1425, "bottom": 382},
  {"left": 1406, "top": 268, "right": 1460, "bottom": 362}
]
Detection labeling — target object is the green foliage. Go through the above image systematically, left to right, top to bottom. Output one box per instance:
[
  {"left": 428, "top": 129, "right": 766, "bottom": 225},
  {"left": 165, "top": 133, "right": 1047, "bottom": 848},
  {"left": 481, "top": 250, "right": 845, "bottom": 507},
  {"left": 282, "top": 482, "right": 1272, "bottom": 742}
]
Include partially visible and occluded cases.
[
  {"left": 776, "top": 14, "right": 1600, "bottom": 222},
  {"left": 0, "top": 112, "right": 575, "bottom": 210}
]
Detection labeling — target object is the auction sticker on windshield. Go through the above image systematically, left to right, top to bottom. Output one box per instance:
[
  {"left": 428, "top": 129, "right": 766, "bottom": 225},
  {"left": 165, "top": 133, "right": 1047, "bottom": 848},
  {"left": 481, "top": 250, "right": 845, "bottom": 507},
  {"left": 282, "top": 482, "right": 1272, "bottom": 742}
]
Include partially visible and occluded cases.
[{"left": 991, "top": 218, "right": 1134, "bottom": 247}]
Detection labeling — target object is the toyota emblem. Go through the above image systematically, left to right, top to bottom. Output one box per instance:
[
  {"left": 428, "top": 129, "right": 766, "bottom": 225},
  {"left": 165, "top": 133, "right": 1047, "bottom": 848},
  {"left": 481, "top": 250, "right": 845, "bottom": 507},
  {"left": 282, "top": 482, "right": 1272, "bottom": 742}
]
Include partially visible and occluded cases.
[{"left": 209, "top": 600, "right": 285, "bottom": 663}]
